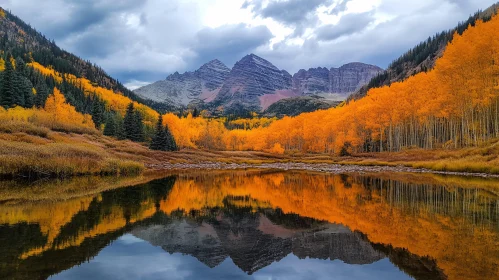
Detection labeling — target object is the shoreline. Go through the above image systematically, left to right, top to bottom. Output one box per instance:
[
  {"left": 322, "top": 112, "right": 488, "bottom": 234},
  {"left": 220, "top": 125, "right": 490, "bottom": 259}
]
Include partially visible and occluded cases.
[{"left": 146, "top": 162, "right": 499, "bottom": 179}]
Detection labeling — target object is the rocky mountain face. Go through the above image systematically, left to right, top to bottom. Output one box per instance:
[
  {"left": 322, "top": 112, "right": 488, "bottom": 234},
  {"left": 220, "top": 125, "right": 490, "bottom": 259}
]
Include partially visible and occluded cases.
[
  {"left": 134, "top": 54, "right": 381, "bottom": 113},
  {"left": 210, "top": 54, "right": 294, "bottom": 112},
  {"left": 134, "top": 59, "right": 230, "bottom": 107},
  {"left": 293, "top": 63, "right": 383, "bottom": 100},
  {"left": 132, "top": 211, "right": 385, "bottom": 274}
]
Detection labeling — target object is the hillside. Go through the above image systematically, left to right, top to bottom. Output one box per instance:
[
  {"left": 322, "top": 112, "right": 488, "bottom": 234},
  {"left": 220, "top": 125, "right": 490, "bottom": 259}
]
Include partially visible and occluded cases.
[
  {"left": 349, "top": 2, "right": 499, "bottom": 101},
  {"left": 0, "top": 7, "right": 161, "bottom": 130},
  {"left": 135, "top": 54, "right": 381, "bottom": 115},
  {"left": 263, "top": 96, "right": 339, "bottom": 118}
]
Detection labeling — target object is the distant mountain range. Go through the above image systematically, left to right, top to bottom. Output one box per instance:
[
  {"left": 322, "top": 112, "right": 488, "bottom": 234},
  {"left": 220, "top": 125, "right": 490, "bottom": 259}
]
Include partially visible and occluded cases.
[{"left": 134, "top": 54, "right": 382, "bottom": 113}]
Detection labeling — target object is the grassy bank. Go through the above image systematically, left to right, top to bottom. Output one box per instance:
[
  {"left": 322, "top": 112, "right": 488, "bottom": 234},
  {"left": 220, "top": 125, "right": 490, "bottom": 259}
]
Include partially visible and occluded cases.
[
  {"left": 2, "top": 117, "right": 499, "bottom": 178},
  {"left": 0, "top": 121, "right": 145, "bottom": 179},
  {"left": 143, "top": 139, "right": 499, "bottom": 176},
  {"left": 336, "top": 139, "right": 499, "bottom": 175}
]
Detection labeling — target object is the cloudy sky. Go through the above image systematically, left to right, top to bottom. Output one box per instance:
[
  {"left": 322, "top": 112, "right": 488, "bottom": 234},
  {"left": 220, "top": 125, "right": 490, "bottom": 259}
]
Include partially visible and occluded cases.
[{"left": 0, "top": 0, "right": 496, "bottom": 89}]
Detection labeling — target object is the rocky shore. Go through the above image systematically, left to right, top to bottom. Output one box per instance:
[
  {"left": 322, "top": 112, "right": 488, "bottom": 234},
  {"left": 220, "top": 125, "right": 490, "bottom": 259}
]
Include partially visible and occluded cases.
[{"left": 146, "top": 162, "right": 499, "bottom": 178}]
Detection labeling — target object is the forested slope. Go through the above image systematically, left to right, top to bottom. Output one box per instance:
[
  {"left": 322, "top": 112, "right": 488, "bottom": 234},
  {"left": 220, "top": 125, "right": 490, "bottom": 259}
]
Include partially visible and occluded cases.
[{"left": 349, "top": 3, "right": 499, "bottom": 100}]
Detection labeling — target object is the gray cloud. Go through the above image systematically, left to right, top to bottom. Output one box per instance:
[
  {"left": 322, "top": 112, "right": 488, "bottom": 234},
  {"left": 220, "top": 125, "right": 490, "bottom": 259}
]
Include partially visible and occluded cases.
[
  {"left": 0, "top": 0, "right": 498, "bottom": 89},
  {"left": 244, "top": 0, "right": 333, "bottom": 36},
  {"left": 329, "top": 0, "right": 352, "bottom": 16},
  {"left": 316, "top": 12, "right": 375, "bottom": 41},
  {"left": 191, "top": 24, "right": 274, "bottom": 67}
]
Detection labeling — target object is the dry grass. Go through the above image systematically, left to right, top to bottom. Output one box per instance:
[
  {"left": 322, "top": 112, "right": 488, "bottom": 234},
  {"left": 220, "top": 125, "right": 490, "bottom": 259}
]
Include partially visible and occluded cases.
[
  {"left": 2, "top": 117, "right": 499, "bottom": 178},
  {"left": 0, "top": 131, "right": 144, "bottom": 179}
]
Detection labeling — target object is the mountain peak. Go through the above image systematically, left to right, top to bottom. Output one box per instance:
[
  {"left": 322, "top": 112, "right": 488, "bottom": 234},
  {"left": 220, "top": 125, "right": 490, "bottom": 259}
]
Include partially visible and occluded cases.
[
  {"left": 237, "top": 53, "right": 280, "bottom": 72},
  {"left": 197, "top": 59, "right": 230, "bottom": 73}
]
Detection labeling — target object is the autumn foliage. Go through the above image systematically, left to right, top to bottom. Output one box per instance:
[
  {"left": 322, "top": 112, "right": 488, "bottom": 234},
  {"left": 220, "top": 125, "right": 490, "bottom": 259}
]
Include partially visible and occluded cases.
[
  {"left": 164, "top": 15, "right": 499, "bottom": 155},
  {"left": 28, "top": 62, "right": 159, "bottom": 125},
  {"left": 0, "top": 87, "right": 96, "bottom": 134}
]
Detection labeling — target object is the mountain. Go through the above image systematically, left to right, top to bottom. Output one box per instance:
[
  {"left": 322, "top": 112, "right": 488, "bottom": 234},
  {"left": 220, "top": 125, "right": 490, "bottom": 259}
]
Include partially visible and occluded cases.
[
  {"left": 349, "top": 2, "right": 499, "bottom": 101},
  {"left": 0, "top": 5, "right": 165, "bottom": 139},
  {"left": 0, "top": 7, "right": 155, "bottom": 108},
  {"left": 135, "top": 54, "right": 382, "bottom": 114},
  {"left": 210, "top": 54, "right": 294, "bottom": 112},
  {"left": 134, "top": 59, "right": 230, "bottom": 107},
  {"left": 293, "top": 63, "right": 382, "bottom": 100},
  {"left": 263, "top": 95, "right": 340, "bottom": 118},
  {"left": 132, "top": 212, "right": 385, "bottom": 274}
]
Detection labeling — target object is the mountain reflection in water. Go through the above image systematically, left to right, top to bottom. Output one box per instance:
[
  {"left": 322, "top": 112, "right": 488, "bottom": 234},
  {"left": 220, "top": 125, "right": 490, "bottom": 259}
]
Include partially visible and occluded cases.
[{"left": 0, "top": 170, "right": 498, "bottom": 280}]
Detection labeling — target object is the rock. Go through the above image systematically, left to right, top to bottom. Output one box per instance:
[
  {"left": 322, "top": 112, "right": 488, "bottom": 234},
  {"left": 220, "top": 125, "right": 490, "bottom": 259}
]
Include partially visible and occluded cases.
[
  {"left": 211, "top": 54, "right": 294, "bottom": 112},
  {"left": 133, "top": 59, "right": 230, "bottom": 107},
  {"left": 294, "top": 62, "right": 383, "bottom": 101}
]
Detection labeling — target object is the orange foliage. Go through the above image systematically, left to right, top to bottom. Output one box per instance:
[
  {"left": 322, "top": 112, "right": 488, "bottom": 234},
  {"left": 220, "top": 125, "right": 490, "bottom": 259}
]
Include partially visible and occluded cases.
[
  {"left": 28, "top": 62, "right": 158, "bottom": 125},
  {"left": 28, "top": 62, "right": 63, "bottom": 83},
  {"left": 64, "top": 73, "right": 158, "bottom": 125},
  {"left": 44, "top": 88, "right": 95, "bottom": 130},
  {"left": 0, "top": 90, "right": 96, "bottom": 134}
]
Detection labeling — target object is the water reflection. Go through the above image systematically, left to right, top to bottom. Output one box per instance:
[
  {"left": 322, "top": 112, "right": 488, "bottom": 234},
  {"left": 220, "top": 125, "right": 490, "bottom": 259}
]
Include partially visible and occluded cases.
[{"left": 0, "top": 171, "right": 498, "bottom": 280}]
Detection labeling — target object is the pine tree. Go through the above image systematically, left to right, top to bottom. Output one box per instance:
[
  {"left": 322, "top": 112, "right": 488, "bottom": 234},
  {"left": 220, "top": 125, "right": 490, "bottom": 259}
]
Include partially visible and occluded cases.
[
  {"left": 1, "top": 54, "right": 14, "bottom": 108},
  {"left": 12, "top": 71, "right": 25, "bottom": 107},
  {"left": 22, "top": 77, "right": 34, "bottom": 108},
  {"left": 35, "top": 82, "right": 49, "bottom": 108},
  {"left": 92, "top": 97, "right": 104, "bottom": 129},
  {"left": 124, "top": 103, "right": 136, "bottom": 140},
  {"left": 133, "top": 111, "right": 144, "bottom": 142},
  {"left": 103, "top": 114, "right": 117, "bottom": 136},
  {"left": 116, "top": 114, "right": 126, "bottom": 140},
  {"left": 150, "top": 115, "right": 168, "bottom": 151},
  {"left": 165, "top": 124, "right": 178, "bottom": 151}
]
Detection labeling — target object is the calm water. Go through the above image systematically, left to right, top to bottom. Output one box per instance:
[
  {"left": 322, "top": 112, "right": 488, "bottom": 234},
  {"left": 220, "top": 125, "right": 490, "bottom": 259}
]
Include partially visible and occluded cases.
[{"left": 0, "top": 170, "right": 498, "bottom": 280}]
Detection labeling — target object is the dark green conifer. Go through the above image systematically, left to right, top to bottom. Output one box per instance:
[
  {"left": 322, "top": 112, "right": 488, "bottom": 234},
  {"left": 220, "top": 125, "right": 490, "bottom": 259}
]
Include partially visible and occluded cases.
[
  {"left": 1, "top": 54, "right": 15, "bottom": 108},
  {"left": 22, "top": 77, "right": 34, "bottom": 108},
  {"left": 35, "top": 82, "right": 49, "bottom": 108},
  {"left": 92, "top": 96, "right": 104, "bottom": 129},
  {"left": 124, "top": 103, "right": 136, "bottom": 140},
  {"left": 133, "top": 111, "right": 145, "bottom": 142},
  {"left": 103, "top": 114, "right": 117, "bottom": 136},
  {"left": 150, "top": 115, "right": 168, "bottom": 151},
  {"left": 165, "top": 125, "right": 178, "bottom": 151}
]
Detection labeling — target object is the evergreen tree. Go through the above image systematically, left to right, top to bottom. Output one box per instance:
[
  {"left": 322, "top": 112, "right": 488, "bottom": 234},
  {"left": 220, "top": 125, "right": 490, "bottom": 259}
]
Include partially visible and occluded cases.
[
  {"left": 1, "top": 54, "right": 15, "bottom": 108},
  {"left": 12, "top": 71, "right": 25, "bottom": 107},
  {"left": 22, "top": 77, "right": 34, "bottom": 108},
  {"left": 35, "top": 82, "right": 49, "bottom": 108},
  {"left": 92, "top": 96, "right": 104, "bottom": 129},
  {"left": 123, "top": 102, "right": 144, "bottom": 142},
  {"left": 123, "top": 103, "right": 136, "bottom": 140},
  {"left": 133, "top": 111, "right": 144, "bottom": 142},
  {"left": 103, "top": 113, "right": 117, "bottom": 136},
  {"left": 116, "top": 114, "right": 126, "bottom": 140},
  {"left": 150, "top": 115, "right": 168, "bottom": 151},
  {"left": 165, "top": 125, "right": 178, "bottom": 151}
]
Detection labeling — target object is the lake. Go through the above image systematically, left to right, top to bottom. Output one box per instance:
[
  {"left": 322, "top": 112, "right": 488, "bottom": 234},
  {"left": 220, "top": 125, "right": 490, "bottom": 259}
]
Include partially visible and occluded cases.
[{"left": 0, "top": 170, "right": 498, "bottom": 279}]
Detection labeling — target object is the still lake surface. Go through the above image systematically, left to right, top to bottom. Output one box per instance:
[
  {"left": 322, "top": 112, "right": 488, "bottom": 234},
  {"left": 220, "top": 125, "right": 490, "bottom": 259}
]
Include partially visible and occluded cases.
[{"left": 0, "top": 170, "right": 498, "bottom": 280}]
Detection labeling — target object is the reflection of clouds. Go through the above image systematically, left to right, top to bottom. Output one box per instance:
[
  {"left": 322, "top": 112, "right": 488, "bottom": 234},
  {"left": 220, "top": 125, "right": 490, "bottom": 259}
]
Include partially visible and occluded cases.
[
  {"left": 51, "top": 234, "right": 410, "bottom": 280},
  {"left": 118, "top": 234, "right": 145, "bottom": 245}
]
